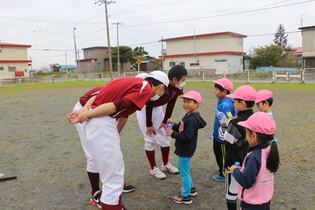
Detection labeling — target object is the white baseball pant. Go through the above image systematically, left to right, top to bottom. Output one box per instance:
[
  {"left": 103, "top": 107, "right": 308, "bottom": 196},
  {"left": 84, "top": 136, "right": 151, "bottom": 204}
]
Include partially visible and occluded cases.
[
  {"left": 73, "top": 101, "right": 98, "bottom": 173},
  {"left": 136, "top": 105, "right": 171, "bottom": 151},
  {"left": 85, "top": 115, "right": 124, "bottom": 205}
]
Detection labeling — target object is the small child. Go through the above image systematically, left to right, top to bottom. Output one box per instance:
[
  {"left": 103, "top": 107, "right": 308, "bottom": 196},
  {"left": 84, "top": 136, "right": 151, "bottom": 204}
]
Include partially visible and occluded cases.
[
  {"left": 212, "top": 78, "right": 237, "bottom": 181},
  {"left": 218, "top": 85, "right": 257, "bottom": 210},
  {"left": 166, "top": 90, "right": 207, "bottom": 204},
  {"left": 255, "top": 90, "right": 275, "bottom": 120},
  {"left": 228, "top": 112, "right": 280, "bottom": 210}
]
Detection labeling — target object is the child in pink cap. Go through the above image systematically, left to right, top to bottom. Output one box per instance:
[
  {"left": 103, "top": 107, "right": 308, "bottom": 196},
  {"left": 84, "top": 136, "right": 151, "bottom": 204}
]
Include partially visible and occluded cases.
[
  {"left": 211, "top": 78, "right": 237, "bottom": 181},
  {"left": 217, "top": 85, "right": 257, "bottom": 210},
  {"left": 255, "top": 90, "right": 275, "bottom": 120},
  {"left": 166, "top": 91, "right": 207, "bottom": 204},
  {"left": 227, "top": 112, "right": 280, "bottom": 210}
]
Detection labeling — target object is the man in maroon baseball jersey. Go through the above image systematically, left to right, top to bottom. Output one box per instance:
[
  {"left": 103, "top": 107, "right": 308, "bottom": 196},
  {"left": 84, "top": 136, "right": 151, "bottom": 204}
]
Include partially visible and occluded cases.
[{"left": 67, "top": 71, "right": 169, "bottom": 210}]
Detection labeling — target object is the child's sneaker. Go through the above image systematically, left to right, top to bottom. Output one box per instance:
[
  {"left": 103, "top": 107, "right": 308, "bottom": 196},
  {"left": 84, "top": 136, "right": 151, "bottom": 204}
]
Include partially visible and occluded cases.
[
  {"left": 161, "top": 162, "right": 179, "bottom": 174},
  {"left": 150, "top": 166, "right": 166, "bottom": 179},
  {"left": 212, "top": 174, "right": 225, "bottom": 181},
  {"left": 123, "top": 182, "right": 134, "bottom": 193},
  {"left": 180, "top": 187, "right": 197, "bottom": 196},
  {"left": 90, "top": 190, "right": 102, "bottom": 208},
  {"left": 172, "top": 194, "right": 192, "bottom": 204}
]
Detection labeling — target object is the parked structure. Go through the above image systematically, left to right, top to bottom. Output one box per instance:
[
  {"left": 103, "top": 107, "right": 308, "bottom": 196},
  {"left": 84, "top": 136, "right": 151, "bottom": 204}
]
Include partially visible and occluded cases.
[
  {"left": 299, "top": 25, "right": 315, "bottom": 69},
  {"left": 159, "top": 32, "right": 247, "bottom": 74},
  {"left": 0, "top": 43, "right": 31, "bottom": 79},
  {"left": 78, "top": 46, "right": 131, "bottom": 73},
  {"left": 140, "top": 60, "right": 154, "bottom": 71}
]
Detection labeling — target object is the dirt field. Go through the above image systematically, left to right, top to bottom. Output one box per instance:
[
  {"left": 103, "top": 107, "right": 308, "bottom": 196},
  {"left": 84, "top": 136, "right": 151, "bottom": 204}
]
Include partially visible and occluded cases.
[{"left": 0, "top": 83, "right": 314, "bottom": 210}]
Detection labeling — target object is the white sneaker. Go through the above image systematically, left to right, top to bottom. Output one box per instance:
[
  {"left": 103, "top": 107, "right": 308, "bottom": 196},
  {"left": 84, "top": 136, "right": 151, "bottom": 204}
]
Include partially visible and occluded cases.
[
  {"left": 161, "top": 162, "right": 179, "bottom": 174},
  {"left": 150, "top": 166, "right": 166, "bottom": 179}
]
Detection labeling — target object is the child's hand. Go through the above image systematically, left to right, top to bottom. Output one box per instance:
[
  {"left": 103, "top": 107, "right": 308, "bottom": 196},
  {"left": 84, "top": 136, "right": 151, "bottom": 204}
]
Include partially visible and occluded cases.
[
  {"left": 219, "top": 116, "right": 230, "bottom": 125},
  {"left": 167, "top": 119, "right": 175, "bottom": 126},
  {"left": 165, "top": 128, "right": 173, "bottom": 136},
  {"left": 226, "top": 165, "right": 242, "bottom": 174}
]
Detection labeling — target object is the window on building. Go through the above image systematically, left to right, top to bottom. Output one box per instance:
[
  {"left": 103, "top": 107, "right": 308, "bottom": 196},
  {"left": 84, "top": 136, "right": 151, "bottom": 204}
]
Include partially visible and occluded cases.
[
  {"left": 86, "top": 51, "right": 91, "bottom": 56},
  {"left": 97, "top": 62, "right": 103, "bottom": 68},
  {"left": 169, "top": 62, "right": 175, "bottom": 67},
  {"left": 180, "top": 62, "right": 185, "bottom": 67},
  {"left": 190, "top": 63, "right": 199, "bottom": 66},
  {"left": 0, "top": 67, "right": 4, "bottom": 71},
  {"left": 8, "top": 67, "right": 16, "bottom": 72}
]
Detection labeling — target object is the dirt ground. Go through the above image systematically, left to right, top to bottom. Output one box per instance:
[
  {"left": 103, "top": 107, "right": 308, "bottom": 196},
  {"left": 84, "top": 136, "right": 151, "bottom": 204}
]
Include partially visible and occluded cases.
[{"left": 0, "top": 83, "right": 314, "bottom": 210}]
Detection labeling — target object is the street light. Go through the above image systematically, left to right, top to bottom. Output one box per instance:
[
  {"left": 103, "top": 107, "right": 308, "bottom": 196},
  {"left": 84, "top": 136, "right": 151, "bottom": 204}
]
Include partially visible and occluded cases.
[
  {"left": 95, "top": 0, "right": 115, "bottom": 80},
  {"left": 112, "top": 22, "right": 123, "bottom": 77},
  {"left": 73, "top": 27, "right": 79, "bottom": 77}
]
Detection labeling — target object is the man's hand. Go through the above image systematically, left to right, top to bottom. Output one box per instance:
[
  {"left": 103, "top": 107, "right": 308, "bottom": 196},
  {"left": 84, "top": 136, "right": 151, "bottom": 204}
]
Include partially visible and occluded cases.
[
  {"left": 67, "top": 110, "right": 89, "bottom": 124},
  {"left": 159, "top": 122, "right": 166, "bottom": 129},
  {"left": 146, "top": 126, "right": 156, "bottom": 137}
]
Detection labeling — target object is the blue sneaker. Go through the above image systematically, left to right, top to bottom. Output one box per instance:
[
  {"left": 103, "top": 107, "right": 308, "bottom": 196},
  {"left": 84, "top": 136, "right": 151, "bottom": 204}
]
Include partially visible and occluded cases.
[{"left": 212, "top": 175, "right": 225, "bottom": 181}]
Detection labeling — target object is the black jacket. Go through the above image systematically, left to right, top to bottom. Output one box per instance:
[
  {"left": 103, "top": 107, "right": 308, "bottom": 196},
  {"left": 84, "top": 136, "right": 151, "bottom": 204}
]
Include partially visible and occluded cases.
[{"left": 172, "top": 112, "right": 207, "bottom": 157}]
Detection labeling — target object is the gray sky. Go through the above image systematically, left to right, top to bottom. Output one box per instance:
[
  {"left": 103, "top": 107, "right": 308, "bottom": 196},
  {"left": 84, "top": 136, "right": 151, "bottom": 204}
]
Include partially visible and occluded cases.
[{"left": 1, "top": 0, "right": 314, "bottom": 69}]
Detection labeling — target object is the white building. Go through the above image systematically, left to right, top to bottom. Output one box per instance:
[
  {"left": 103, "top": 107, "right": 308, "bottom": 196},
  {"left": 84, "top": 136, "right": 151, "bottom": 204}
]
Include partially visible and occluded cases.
[
  {"left": 299, "top": 25, "right": 315, "bottom": 69},
  {"left": 160, "top": 32, "right": 247, "bottom": 74},
  {"left": 0, "top": 43, "right": 31, "bottom": 79}
]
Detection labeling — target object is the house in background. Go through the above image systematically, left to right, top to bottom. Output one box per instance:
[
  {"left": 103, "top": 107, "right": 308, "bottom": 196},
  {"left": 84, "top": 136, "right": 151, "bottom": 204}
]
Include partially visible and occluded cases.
[
  {"left": 298, "top": 25, "right": 315, "bottom": 69},
  {"left": 159, "top": 32, "right": 247, "bottom": 74},
  {"left": 0, "top": 42, "right": 32, "bottom": 79},
  {"left": 78, "top": 46, "right": 131, "bottom": 73},
  {"left": 140, "top": 60, "right": 154, "bottom": 71},
  {"left": 49, "top": 64, "right": 76, "bottom": 72}
]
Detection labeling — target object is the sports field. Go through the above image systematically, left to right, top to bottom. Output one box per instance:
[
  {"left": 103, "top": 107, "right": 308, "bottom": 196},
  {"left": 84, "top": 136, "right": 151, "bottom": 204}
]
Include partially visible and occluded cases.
[{"left": 0, "top": 81, "right": 314, "bottom": 209}]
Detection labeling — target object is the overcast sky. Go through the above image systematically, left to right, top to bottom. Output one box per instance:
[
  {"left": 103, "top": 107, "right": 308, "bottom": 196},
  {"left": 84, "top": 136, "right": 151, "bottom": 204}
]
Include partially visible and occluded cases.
[{"left": 1, "top": 0, "right": 314, "bottom": 69}]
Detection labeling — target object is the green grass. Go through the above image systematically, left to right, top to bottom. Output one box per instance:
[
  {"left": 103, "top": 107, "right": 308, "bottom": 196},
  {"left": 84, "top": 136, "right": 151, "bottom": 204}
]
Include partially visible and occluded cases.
[{"left": 0, "top": 80, "right": 314, "bottom": 95}]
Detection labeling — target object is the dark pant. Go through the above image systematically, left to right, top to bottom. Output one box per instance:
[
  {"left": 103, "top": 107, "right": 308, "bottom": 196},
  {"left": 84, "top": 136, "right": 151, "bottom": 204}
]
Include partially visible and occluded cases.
[{"left": 213, "top": 137, "right": 226, "bottom": 177}]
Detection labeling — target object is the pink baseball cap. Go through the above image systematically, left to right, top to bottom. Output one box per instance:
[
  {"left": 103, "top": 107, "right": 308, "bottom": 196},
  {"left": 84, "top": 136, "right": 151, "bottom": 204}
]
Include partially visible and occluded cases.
[
  {"left": 212, "top": 78, "right": 233, "bottom": 91},
  {"left": 226, "top": 85, "right": 257, "bottom": 101},
  {"left": 179, "top": 90, "right": 202, "bottom": 104},
  {"left": 255, "top": 90, "right": 273, "bottom": 103},
  {"left": 238, "top": 112, "right": 276, "bottom": 135}
]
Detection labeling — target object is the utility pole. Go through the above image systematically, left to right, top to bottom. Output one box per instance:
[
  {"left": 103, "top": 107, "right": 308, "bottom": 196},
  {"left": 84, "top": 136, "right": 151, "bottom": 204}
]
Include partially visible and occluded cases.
[
  {"left": 95, "top": 0, "right": 115, "bottom": 80},
  {"left": 300, "top": 13, "right": 306, "bottom": 27},
  {"left": 112, "top": 22, "right": 123, "bottom": 77},
  {"left": 73, "top": 27, "right": 79, "bottom": 77}
]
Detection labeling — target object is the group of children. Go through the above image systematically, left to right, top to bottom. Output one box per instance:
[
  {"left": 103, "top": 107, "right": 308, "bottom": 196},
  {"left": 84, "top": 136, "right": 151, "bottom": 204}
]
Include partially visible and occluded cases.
[
  {"left": 67, "top": 66, "right": 280, "bottom": 210},
  {"left": 210, "top": 78, "right": 279, "bottom": 210}
]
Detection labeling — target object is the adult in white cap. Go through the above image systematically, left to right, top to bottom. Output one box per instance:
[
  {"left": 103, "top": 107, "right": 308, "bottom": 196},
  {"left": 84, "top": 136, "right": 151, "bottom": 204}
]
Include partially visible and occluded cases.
[
  {"left": 136, "top": 65, "right": 187, "bottom": 179},
  {"left": 67, "top": 71, "right": 168, "bottom": 210},
  {"left": 217, "top": 85, "right": 257, "bottom": 210}
]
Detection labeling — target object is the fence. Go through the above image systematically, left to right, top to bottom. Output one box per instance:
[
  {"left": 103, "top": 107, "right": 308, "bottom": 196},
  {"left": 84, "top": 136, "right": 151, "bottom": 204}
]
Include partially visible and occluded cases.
[{"left": 1, "top": 69, "right": 315, "bottom": 86}]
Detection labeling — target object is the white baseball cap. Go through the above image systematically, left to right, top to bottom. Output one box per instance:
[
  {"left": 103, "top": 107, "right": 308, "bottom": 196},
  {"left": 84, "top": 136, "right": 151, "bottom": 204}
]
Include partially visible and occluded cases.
[{"left": 147, "top": 71, "right": 169, "bottom": 86}]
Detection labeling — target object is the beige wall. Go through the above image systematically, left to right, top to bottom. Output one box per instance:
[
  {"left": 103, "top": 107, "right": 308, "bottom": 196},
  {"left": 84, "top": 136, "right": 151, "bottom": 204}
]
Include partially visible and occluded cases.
[
  {"left": 302, "top": 30, "right": 315, "bottom": 57},
  {"left": 165, "top": 35, "right": 243, "bottom": 55},
  {"left": 0, "top": 46, "right": 30, "bottom": 79},
  {"left": 0, "top": 47, "right": 29, "bottom": 60}
]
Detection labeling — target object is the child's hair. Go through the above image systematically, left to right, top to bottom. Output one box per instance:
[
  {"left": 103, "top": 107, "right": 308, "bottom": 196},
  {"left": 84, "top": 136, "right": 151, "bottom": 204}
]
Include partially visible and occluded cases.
[
  {"left": 168, "top": 65, "right": 188, "bottom": 81},
  {"left": 145, "top": 77, "right": 163, "bottom": 86},
  {"left": 214, "top": 83, "right": 231, "bottom": 94},
  {"left": 261, "top": 97, "right": 273, "bottom": 107},
  {"left": 234, "top": 98, "right": 255, "bottom": 108},
  {"left": 247, "top": 130, "right": 280, "bottom": 173}
]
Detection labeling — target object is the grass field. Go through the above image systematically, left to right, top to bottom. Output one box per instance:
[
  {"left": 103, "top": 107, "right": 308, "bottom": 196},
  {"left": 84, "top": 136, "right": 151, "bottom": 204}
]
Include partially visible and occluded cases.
[{"left": 0, "top": 81, "right": 314, "bottom": 210}]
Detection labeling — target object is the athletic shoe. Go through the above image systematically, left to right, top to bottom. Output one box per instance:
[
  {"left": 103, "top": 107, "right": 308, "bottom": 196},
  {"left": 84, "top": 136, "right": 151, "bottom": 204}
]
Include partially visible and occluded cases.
[
  {"left": 161, "top": 162, "right": 179, "bottom": 174},
  {"left": 150, "top": 166, "right": 166, "bottom": 179},
  {"left": 212, "top": 174, "right": 225, "bottom": 181},
  {"left": 123, "top": 182, "right": 134, "bottom": 193},
  {"left": 180, "top": 187, "right": 197, "bottom": 196},
  {"left": 90, "top": 190, "right": 102, "bottom": 208},
  {"left": 172, "top": 194, "right": 192, "bottom": 204}
]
